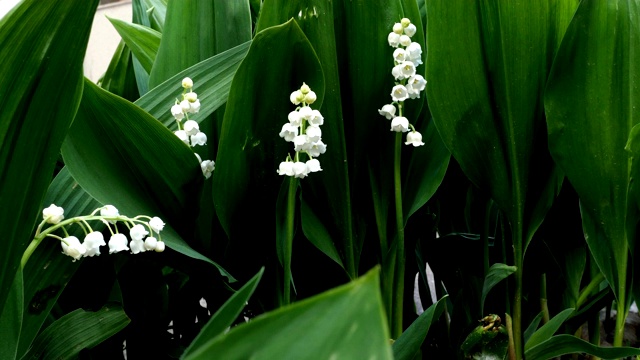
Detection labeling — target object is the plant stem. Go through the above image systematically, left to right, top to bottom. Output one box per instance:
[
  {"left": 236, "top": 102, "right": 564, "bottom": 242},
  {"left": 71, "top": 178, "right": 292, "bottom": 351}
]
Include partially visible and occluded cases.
[
  {"left": 392, "top": 132, "right": 405, "bottom": 338},
  {"left": 283, "top": 176, "right": 298, "bottom": 306},
  {"left": 513, "top": 223, "right": 524, "bottom": 360},
  {"left": 576, "top": 272, "right": 605, "bottom": 309},
  {"left": 540, "top": 273, "right": 549, "bottom": 324},
  {"left": 613, "top": 298, "right": 627, "bottom": 347}
]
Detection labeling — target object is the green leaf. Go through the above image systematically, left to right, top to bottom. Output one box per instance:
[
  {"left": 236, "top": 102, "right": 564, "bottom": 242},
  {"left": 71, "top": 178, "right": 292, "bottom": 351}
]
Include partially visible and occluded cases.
[
  {"left": 0, "top": 0, "right": 99, "bottom": 315},
  {"left": 143, "top": 0, "right": 167, "bottom": 31},
  {"left": 546, "top": 0, "right": 639, "bottom": 307},
  {"left": 108, "top": 17, "right": 161, "bottom": 74},
  {"left": 213, "top": 19, "right": 323, "bottom": 238},
  {"left": 99, "top": 40, "right": 140, "bottom": 102},
  {"left": 134, "top": 41, "right": 251, "bottom": 129},
  {"left": 61, "top": 79, "right": 234, "bottom": 281},
  {"left": 17, "top": 168, "right": 102, "bottom": 357},
  {"left": 300, "top": 195, "right": 344, "bottom": 268},
  {"left": 481, "top": 263, "right": 517, "bottom": 313},
  {"left": 182, "top": 268, "right": 264, "bottom": 359},
  {"left": 183, "top": 268, "right": 392, "bottom": 360},
  {"left": 0, "top": 269, "right": 23, "bottom": 360},
  {"left": 392, "top": 295, "right": 448, "bottom": 360},
  {"left": 23, "top": 305, "right": 130, "bottom": 360},
  {"left": 524, "top": 308, "right": 574, "bottom": 351},
  {"left": 523, "top": 312, "right": 544, "bottom": 345},
  {"left": 525, "top": 334, "right": 640, "bottom": 360}
]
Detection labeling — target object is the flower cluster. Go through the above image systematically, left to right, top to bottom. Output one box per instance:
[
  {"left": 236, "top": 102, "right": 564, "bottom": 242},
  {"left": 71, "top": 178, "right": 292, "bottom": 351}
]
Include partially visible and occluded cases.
[
  {"left": 380, "top": 18, "right": 426, "bottom": 147},
  {"left": 170, "top": 77, "right": 215, "bottom": 179},
  {"left": 277, "top": 83, "right": 326, "bottom": 178},
  {"left": 40, "top": 204, "right": 166, "bottom": 262}
]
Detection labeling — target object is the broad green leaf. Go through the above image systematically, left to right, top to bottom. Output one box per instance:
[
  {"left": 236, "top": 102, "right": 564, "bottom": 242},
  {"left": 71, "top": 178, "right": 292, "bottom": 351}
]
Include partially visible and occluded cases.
[
  {"left": 0, "top": 0, "right": 99, "bottom": 315},
  {"left": 143, "top": 0, "right": 167, "bottom": 31},
  {"left": 149, "top": 0, "right": 216, "bottom": 88},
  {"left": 213, "top": 0, "right": 252, "bottom": 53},
  {"left": 546, "top": 0, "right": 639, "bottom": 308},
  {"left": 108, "top": 17, "right": 161, "bottom": 74},
  {"left": 212, "top": 20, "right": 323, "bottom": 241},
  {"left": 99, "top": 40, "right": 140, "bottom": 102},
  {"left": 135, "top": 41, "right": 251, "bottom": 129},
  {"left": 61, "top": 79, "right": 234, "bottom": 281},
  {"left": 17, "top": 168, "right": 102, "bottom": 357},
  {"left": 300, "top": 194, "right": 344, "bottom": 268},
  {"left": 481, "top": 263, "right": 517, "bottom": 313},
  {"left": 182, "top": 268, "right": 264, "bottom": 359},
  {"left": 183, "top": 268, "right": 392, "bottom": 360},
  {"left": 0, "top": 269, "right": 23, "bottom": 360},
  {"left": 392, "top": 295, "right": 448, "bottom": 360},
  {"left": 23, "top": 305, "right": 130, "bottom": 360},
  {"left": 524, "top": 308, "right": 574, "bottom": 351},
  {"left": 523, "top": 312, "right": 544, "bottom": 345},
  {"left": 525, "top": 334, "right": 640, "bottom": 360}
]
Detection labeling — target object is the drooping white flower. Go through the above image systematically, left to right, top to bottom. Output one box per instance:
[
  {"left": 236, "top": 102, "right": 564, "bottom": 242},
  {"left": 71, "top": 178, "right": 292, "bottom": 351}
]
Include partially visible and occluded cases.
[
  {"left": 393, "top": 22, "right": 403, "bottom": 34},
  {"left": 404, "top": 23, "right": 417, "bottom": 37},
  {"left": 388, "top": 32, "right": 401, "bottom": 47},
  {"left": 399, "top": 34, "right": 411, "bottom": 47},
  {"left": 406, "top": 42, "right": 423, "bottom": 66},
  {"left": 393, "top": 48, "right": 407, "bottom": 63},
  {"left": 400, "top": 61, "right": 416, "bottom": 78},
  {"left": 392, "top": 64, "right": 404, "bottom": 80},
  {"left": 408, "top": 74, "right": 427, "bottom": 92},
  {"left": 182, "top": 77, "right": 193, "bottom": 89},
  {"left": 391, "top": 85, "right": 409, "bottom": 102},
  {"left": 290, "top": 90, "right": 303, "bottom": 105},
  {"left": 304, "top": 91, "right": 317, "bottom": 104},
  {"left": 185, "top": 92, "right": 198, "bottom": 103},
  {"left": 180, "top": 99, "right": 191, "bottom": 113},
  {"left": 189, "top": 99, "right": 201, "bottom": 114},
  {"left": 171, "top": 104, "right": 185, "bottom": 120},
  {"left": 378, "top": 104, "right": 396, "bottom": 120},
  {"left": 299, "top": 106, "right": 313, "bottom": 121},
  {"left": 308, "top": 110, "right": 324, "bottom": 126},
  {"left": 288, "top": 111, "right": 302, "bottom": 126},
  {"left": 390, "top": 116, "right": 410, "bottom": 132},
  {"left": 184, "top": 120, "right": 200, "bottom": 136},
  {"left": 279, "top": 123, "right": 298, "bottom": 142},
  {"left": 306, "top": 126, "right": 322, "bottom": 142},
  {"left": 174, "top": 130, "right": 189, "bottom": 145},
  {"left": 405, "top": 131, "right": 425, "bottom": 147},
  {"left": 191, "top": 132, "right": 207, "bottom": 147},
  {"left": 293, "top": 135, "right": 310, "bottom": 152},
  {"left": 308, "top": 140, "right": 327, "bottom": 157},
  {"left": 306, "top": 158, "right": 322, "bottom": 172},
  {"left": 201, "top": 160, "right": 215, "bottom": 179},
  {"left": 278, "top": 161, "right": 295, "bottom": 176},
  {"left": 293, "top": 161, "right": 309, "bottom": 178},
  {"left": 43, "top": 204, "right": 64, "bottom": 224},
  {"left": 100, "top": 205, "right": 119, "bottom": 223},
  {"left": 149, "top": 217, "right": 165, "bottom": 233},
  {"left": 130, "top": 224, "right": 148, "bottom": 241},
  {"left": 83, "top": 231, "right": 106, "bottom": 257},
  {"left": 108, "top": 233, "right": 129, "bottom": 254},
  {"left": 61, "top": 236, "right": 86, "bottom": 261},
  {"left": 144, "top": 236, "right": 158, "bottom": 251},
  {"left": 130, "top": 238, "right": 146, "bottom": 254},
  {"left": 155, "top": 241, "right": 166, "bottom": 252}
]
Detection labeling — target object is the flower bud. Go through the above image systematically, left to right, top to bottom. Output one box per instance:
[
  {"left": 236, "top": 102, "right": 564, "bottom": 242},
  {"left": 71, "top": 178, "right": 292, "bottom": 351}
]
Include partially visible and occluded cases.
[
  {"left": 401, "top": 18, "right": 411, "bottom": 28},
  {"left": 393, "top": 22, "right": 403, "bottom": 34},
  {"left": 399, "top": 34, "right": 411, "bottom": 47},
  {"left": 182, "top": 77, "right": 193, "bottom": 89},
  {"left": 300, "top": 83, "right": 310, "bottom": 94},
  {"left": 290, "top": 90, "right": 303, "bottom": 105},
  {"left": 304, "top": 91, "right": 317, "bottom": 104},
  {"left": 185, "top": 92, "right": 198, "bottom": 103},
  {"left": 144, "top": 236, "right": 158, "bottom": 251},
  {"left": 155, "top": 241, "right": 166, "bottom": 252}
]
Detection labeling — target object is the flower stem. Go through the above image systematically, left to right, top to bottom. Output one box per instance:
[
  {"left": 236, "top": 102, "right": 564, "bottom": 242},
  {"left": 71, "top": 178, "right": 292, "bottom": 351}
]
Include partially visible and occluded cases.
[
  {"left": 392, "top": 131, "right": 405, "bottom": 338},
  {"left": 283, "top": 176, "right": 298, "bottom": 306}
]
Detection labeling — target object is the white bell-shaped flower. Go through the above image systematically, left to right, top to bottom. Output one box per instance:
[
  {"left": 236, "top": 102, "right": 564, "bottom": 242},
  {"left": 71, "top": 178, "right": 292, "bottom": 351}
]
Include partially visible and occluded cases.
[
  {"left": 404, "top": 23, "right": 417, "bottom": 37},
  {"left": 388, "top": 32, "right": 400, "bottom": 47},
  {"left": 399, "top": 34, "right": 411, "bottom": 47},
  {"left": 406, "top": 42, "right": 423, "bottom": 66},
  {"left": 393, "top": 48, "right": 407, "bottom": 63},
  {"left": 400, "top": 61, "right": 416, "bottom": 79},
  {"left": 392, "top": 64, "right": 404, "bottom": 80},
  {"left": 408, "top": 74, "right": 427, "bottom": 92},
  {"left": 182, "top": 77, "right": 193, "bottom": 89},
  {"left": 391, "top": 85, "right": 409, "bottom": 102},
  {"left": 180, "top": 99, "right": 191, "bottom": 112},
  {"left": 189, "top": 99, "right": 201, "bottom": 114},
  {"left": 171, "top": 104, "right": 185, "bottom": 120},
  {"left": 378, "top": 104, "right": 396, "bottom": 120},
  {"left": 299, "top": 106, "right": 313, "bottom": 121},
  {"left": 308, "top": 110, "right": 324, "bottom": 126},
  {"left": 288, "top": 111, "right": 302, "bottom": 126},
  {"left": 390, "top": 116, "right": 410, "bottom": 132},
  {"left": 184, "top": 120, "right": 199, "bottom": 136},
  {"left": 279, "top": 123, "right": 298, "bottom": 142},
  {"left": 306, "top": 126, "right": 322, "bottom": 142},
  {"left": 175, "top": 130, "right": 189, "bottom": 145},
  {"left": 405, "top": 131, "right": 425, "bottom": 147},
  {"left": 191, "top": 132, "right": 208, "bottom": 147},
  {"left": 293, "top": 135, "right": 311, "bottom": 152},
  {"left": 308, "top": 140, "right": 327, "bottom": 158},
  {"left": 306, "top": 158, "right": 322, "bottom": 172},
  {"left": 201, "top": 160, "right": 215, "bottom": 179},
  {"left": 278, "top": 161, "right": 295, "bottom": 176},
  {"left": 293, "top": 161, "right": 309, "bottom": 178},
  {"left": 43, "top": 204, "right": 64, "bottom": 224},
  {"left": 100, "top": 205, "right": 119, "bottom": 224},
  {"left": 149, "top": 217, "right": 165, "bottom": 233},
  {"left": 130, "top": 224, "right": 148, "bottom": 241},
  {"left": 83, "top": 231, "right": 106, "bottom": 257},
  {"left": 108, "top": 233, "right": 129, "bottom": 254},
  {"left": 61, "top": 236, "right": 86, "bottom": 261},
  {"left": 144, "top": 236, "right": 158, "bottom": 251},
  {"left": 130, "top": 238, "right": 146, "bottom": 254},
  {"left": 155, "top": 241, "right": 166, "bottom": 252}
]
